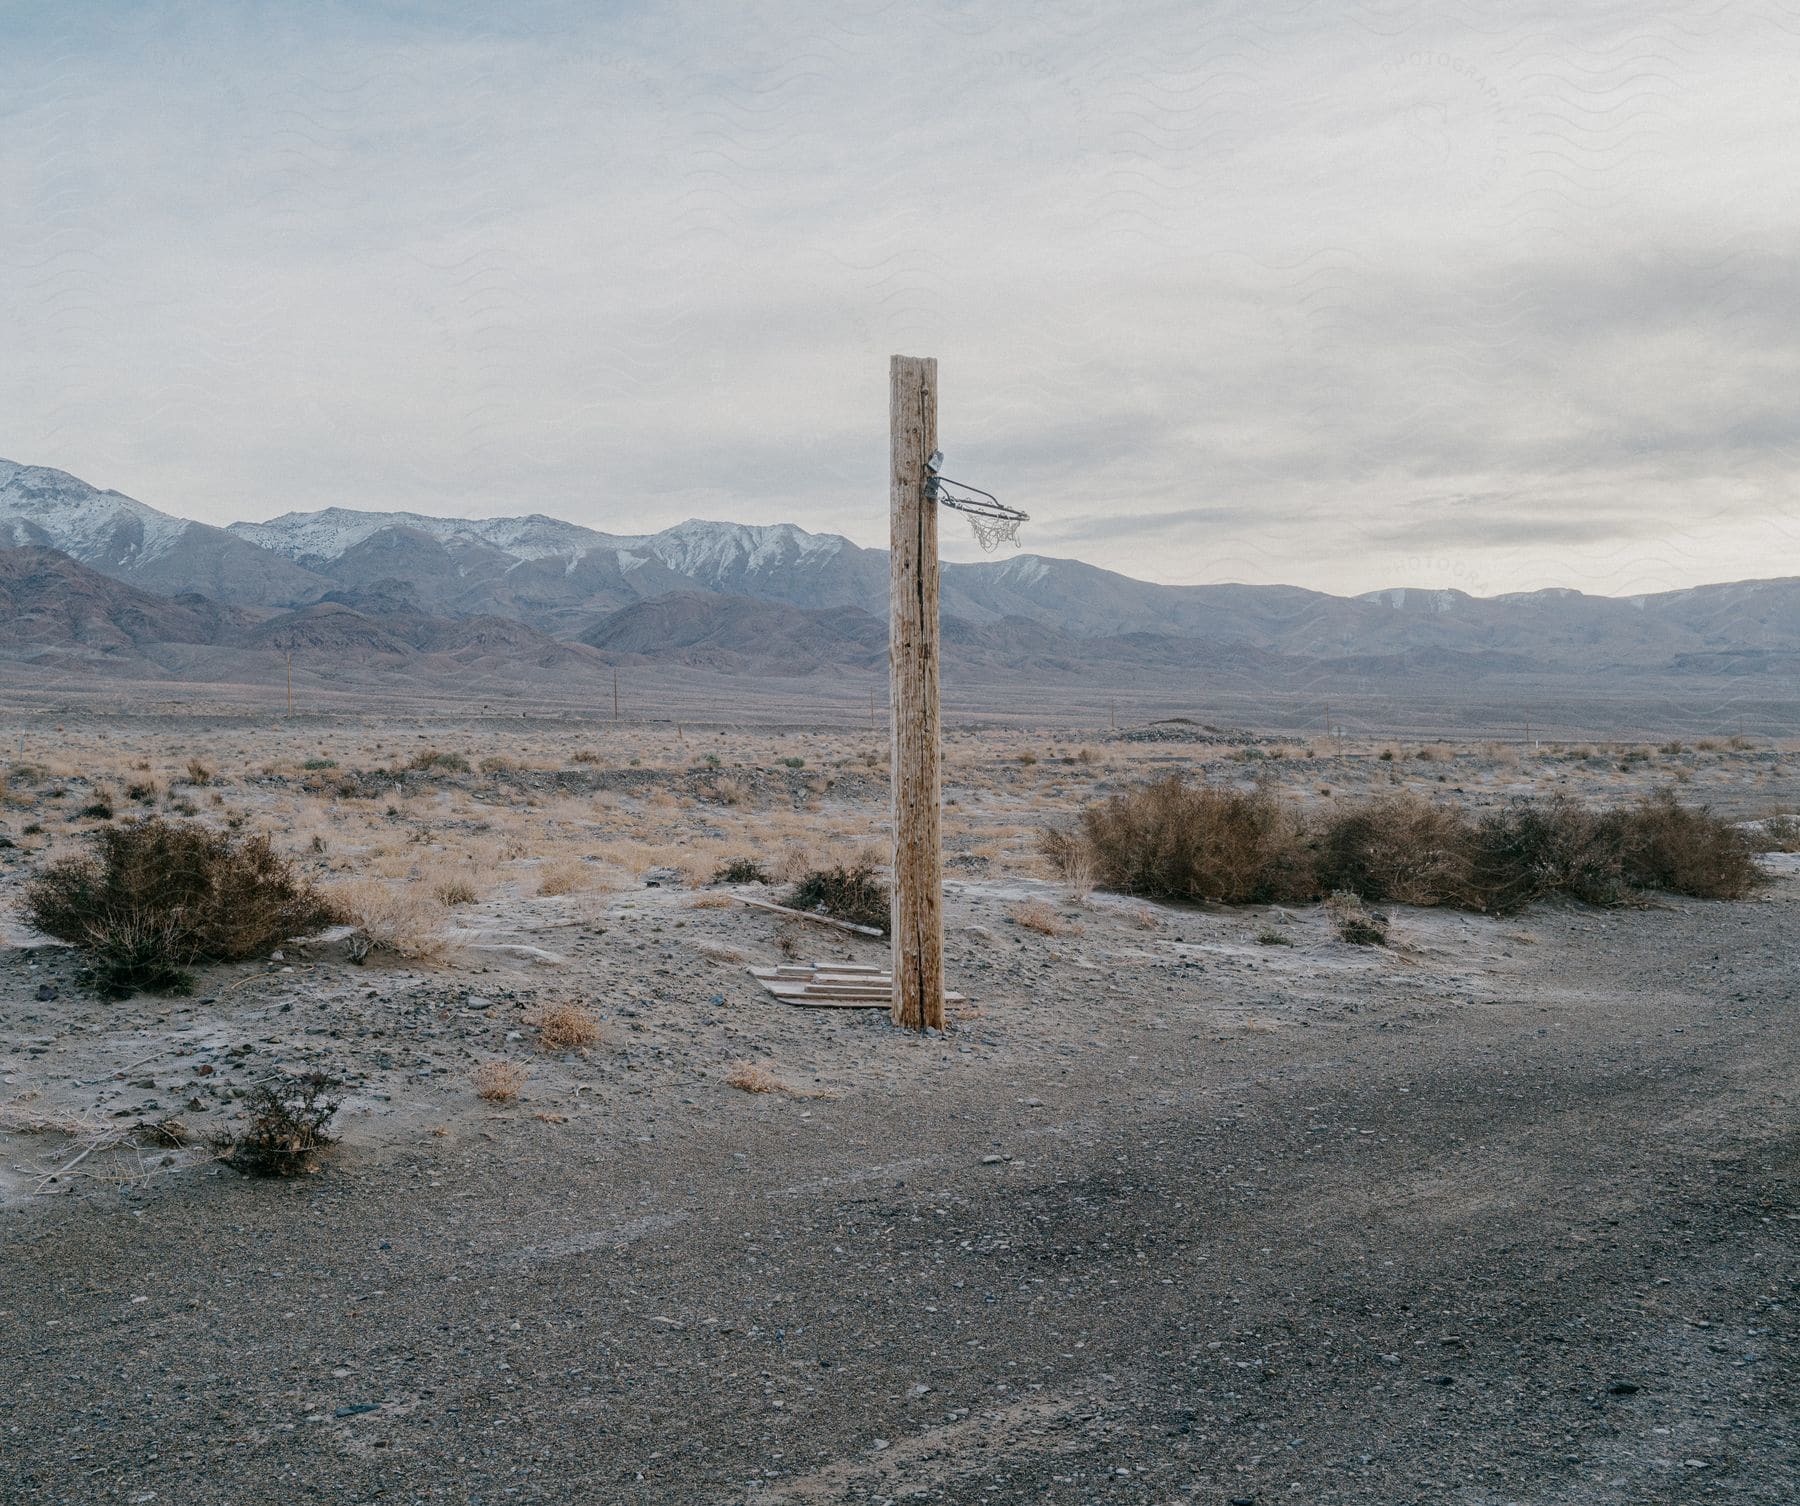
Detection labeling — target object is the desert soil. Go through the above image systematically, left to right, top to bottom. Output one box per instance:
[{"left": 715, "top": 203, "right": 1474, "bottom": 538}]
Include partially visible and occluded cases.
[{"left": 1, "top": 715, "right": 1796, "bottom": 1504}]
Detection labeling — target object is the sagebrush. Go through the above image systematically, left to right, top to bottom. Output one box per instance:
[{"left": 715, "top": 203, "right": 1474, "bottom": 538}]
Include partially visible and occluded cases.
[
  {"left": 1048, "top": 777, "right": 1312, "bottom": 905},
  {"left": 1046, "top": 778, "right": 1761, "bottom": 915},
  {"left": 24, "top": 818, "right": 341, "bottom": 995},
  {"left": 785, "top": 863, "right": 891, "bottom": 933},
  {"left": 215, "top": 1072, "right": 340, "bottom": 1176}
]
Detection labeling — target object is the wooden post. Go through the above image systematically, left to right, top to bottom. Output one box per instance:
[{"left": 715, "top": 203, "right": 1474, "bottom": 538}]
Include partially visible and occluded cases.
[
  {"left": 889, "top": 354, "right": 945, "bottom": 1031},
  {"left": 286, "top": 651, "right": 293, "bottom": 717},
  {"left": 613, "top": 668, "right": 620, "bottom": 721}
]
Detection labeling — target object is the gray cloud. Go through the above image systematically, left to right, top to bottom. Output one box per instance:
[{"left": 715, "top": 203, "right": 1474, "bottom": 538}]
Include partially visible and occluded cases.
[{"left": 1, "top": 1, "right": 1795, "bottom": 596}]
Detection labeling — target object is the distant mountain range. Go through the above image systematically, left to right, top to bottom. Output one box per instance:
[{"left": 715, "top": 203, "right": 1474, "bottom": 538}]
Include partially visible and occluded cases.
[
  {"left": 3, "top": 456, "right": 1797, "bottom": 688},
  {"left": 0, "top": 546, "right": 595, "bottom": 682}
]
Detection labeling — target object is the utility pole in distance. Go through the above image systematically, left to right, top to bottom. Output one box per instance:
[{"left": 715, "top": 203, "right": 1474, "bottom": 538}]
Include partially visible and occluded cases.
[{"left": 889, "top": 354, "right": 945, "bottom": 1032}]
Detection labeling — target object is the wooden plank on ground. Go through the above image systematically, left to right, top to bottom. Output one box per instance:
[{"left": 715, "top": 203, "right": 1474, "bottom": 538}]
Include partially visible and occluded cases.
[{"left": 750, "top": 963, "right": 963, "bottom": 1009}]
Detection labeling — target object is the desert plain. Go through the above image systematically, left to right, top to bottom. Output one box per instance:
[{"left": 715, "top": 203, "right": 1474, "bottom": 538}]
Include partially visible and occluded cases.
[{"left": 1, "top": 697, "right": 1796, "bottom": 1505}]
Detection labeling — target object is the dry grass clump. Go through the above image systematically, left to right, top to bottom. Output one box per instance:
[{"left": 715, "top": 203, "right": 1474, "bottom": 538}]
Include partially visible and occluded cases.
[
  {"left": 404, "top": 749, "right": 470, "bottom": 773},
  {"left": 712, "top": 775, "right": 753, "bottom": 807},
  {"left": 1048, "top": 778, "right": 1763, "bottom": 917},
  {"left": 24, "top": 818, "right": 342, "bottom": 996},
  {"left": 1059, "top": 841, "right": 1096, "bottom": 902},
  {"left": 767, "top": 842, "right": 820, "bottom": 884},
  {"left": 537, "top": 858, "right": 599, "bottom": 897},
  {"left": 785, "top": 864, "right": 891, "bottom": 934},
  {"left": 432, "top": 873, "right": 480, "bottom": 907},
  {"left": 334, "top": 880, "right": 448, "bottom": 962},
  {"left": 1326, "top": 890, "right": 1389, "bottom": 946},
  {"left": 1011, "top": 899, "right": 1079, "bottom": 936},
  {"left": 529, "top": 1002, "right": 601, "bottom": 1052},
  {"left": 472, "top": 1060, "right": 526, "bottom": 1102},
  {"left": 722, "top": 1060, "right": 832, "bottom": 1098},
  {"left": 724, "top": 1060, "right": 787, "bottom": 1093},
  {"left": 214, "top": 1072, "right": 340, "bottom": 1177}
]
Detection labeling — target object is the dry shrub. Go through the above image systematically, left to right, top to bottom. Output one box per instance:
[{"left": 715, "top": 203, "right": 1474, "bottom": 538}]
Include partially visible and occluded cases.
[
  {"left": 405, "top": 749, "right": 469, "bottom": 773},
  {"left": 184, "top": 759, "right": 213, "bottom": 786},
  {"left": 713, "top": 775, "right": 753, "bottom": 807},
  {"left": 1057, "top": 775, "right": 1312, "bottom": 905},
  {"left": 1058, "top": 776, "right": 1762, "bottom": 917},
  {"left": 1614, "top": 789, "right": 1762, "bottom": 899},
  {"left": 1464, "top": 792, "right": 1759, "bottom": 911},
  {"left": 1314, "top": 794, "right": 1474, "bottom": 907},
  {"left": 1465, "top": 796, "right": 1628, "bottom": 912},
  {"left": 1752, "top": 814, "right": 1800, "bottom": 853},
  {"left": 23, "top": 818, "right": 342, "bottom": 996},
  {"left": 712, "top": 856, "right": 769, "bottom": 885},
  {"left": 785, "top": 864, "right": 890, "bottom": 933},
  {"left": 433, "top": 873, "right": 480, "bottom": 907},
  {"left": 334, "top": 880, "right": 447, "bottom": 961},
  {"left": 1326, "top": 890, "right": 1389, "bottom": 946},
  {"left": 688, "top": 892, "right": 734, "bottom": 910},
  {"left": 1011, "top": 899, "right": 1078, "bottom": 936},
  {"left": 529, "top": 1002, "right": 601, "bottom": 1052},
  {"left": 472, "top": 1060, "right": 526, "bottom": 1102},
  {"left": 215, "top": 1072, "right": 340, "bottom": 1176}
]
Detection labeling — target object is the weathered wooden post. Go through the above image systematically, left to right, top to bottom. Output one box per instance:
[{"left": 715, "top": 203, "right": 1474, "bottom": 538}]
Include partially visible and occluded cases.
[{"left": 889, "top": 354, "right": 945, "bottom": 1030}]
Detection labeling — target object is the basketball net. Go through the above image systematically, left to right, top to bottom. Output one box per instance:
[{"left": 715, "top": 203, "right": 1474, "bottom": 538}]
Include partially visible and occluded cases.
[
  {"left": 928, "top": 457, "right": 1027, "bottom": 553},
  {"left": 960, "top": 508, "right": 1025, "bottom": 552}
]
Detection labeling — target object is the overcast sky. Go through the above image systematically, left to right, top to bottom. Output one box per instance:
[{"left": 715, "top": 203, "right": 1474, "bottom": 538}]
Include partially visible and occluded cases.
[{"left": 3, "top": 2, "right": 1796, "bottom": 596}]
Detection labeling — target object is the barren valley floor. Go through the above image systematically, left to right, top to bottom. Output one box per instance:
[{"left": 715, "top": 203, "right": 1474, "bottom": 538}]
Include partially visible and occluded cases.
[{"left": 1, "top": 709, "right": 1795, "bottom": 1503}]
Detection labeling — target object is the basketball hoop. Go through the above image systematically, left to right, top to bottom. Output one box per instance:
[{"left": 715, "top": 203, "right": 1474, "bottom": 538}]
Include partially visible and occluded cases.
[{"left": 926, "top": 450, "right": 1026, "bottom": 552}]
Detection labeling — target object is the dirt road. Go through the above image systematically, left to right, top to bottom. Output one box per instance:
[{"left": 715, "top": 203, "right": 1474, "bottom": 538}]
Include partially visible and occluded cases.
[{"left": 3, "top": 884, "right": 1795, "bottom": 1504}]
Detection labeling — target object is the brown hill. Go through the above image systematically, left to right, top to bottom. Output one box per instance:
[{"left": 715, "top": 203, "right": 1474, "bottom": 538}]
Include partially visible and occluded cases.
[{"left": 0, "top": 547, "right": 255, "bottom": 652}]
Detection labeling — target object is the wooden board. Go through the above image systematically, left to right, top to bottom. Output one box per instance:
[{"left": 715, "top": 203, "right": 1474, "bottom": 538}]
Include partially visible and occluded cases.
[{"left": 751, "top": 964, "right": 964, "bottom": 1010}]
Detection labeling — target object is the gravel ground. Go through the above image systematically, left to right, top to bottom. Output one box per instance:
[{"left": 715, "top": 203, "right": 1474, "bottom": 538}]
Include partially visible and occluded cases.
[{"left": 2, "top": 861, "right": 1795, "bottom": 1505}]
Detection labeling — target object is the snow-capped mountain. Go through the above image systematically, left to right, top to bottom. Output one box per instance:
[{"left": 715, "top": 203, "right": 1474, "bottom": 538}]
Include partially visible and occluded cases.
[
  {"left": 0, "top": 459, "right": 192, "bottom": 567},
  {"left": 0, "top": 460, "right": 333, "bottom": 607},
  {"left": 226, "top": 502, "right": 896, "bottom": 620},
  {"left": 229, "top": 508, "right": 621, "bottom": 567}
]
